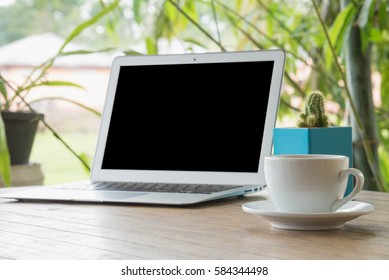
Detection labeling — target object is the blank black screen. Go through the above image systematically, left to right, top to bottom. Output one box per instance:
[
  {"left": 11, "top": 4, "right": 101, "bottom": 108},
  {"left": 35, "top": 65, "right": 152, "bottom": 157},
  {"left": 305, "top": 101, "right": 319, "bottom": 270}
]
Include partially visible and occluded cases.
[{"left": 101, "top": 60, "right": 274, "bottom": 172}]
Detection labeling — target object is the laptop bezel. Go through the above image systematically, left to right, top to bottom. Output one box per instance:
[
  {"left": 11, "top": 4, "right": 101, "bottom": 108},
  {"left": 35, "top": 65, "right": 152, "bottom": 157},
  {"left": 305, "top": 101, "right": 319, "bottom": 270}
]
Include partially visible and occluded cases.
[{"left": 91, "top": 50, "right": 285, "bottom": 186}]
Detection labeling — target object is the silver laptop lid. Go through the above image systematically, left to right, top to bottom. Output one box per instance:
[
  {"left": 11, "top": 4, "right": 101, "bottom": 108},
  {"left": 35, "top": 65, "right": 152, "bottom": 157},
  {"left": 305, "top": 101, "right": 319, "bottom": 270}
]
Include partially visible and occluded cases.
[{"left": 91, "top": 50, "right": 285, "bottom": 186}]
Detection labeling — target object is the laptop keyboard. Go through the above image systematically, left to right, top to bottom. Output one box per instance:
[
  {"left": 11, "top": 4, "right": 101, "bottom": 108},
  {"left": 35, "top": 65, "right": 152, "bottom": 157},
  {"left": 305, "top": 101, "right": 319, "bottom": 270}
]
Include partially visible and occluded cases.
[{"left": 56, "top": 181, "right": 241, "bottom": 194}]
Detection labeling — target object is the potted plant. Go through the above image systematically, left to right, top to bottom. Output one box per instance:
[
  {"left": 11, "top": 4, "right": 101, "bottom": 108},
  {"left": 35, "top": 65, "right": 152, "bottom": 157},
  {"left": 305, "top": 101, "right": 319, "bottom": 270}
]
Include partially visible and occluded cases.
[
  {"left": 0, "top": 0, "right": 119, "bottom": 187},
  {"left": 0, "top": 52, "right": 92, "bottom": 187},
  {"left": 273, "top": 90, "right": 354, "bottom": 195},
  {"left": 0, "top": 93, "right": 45, "bottom": 187}
]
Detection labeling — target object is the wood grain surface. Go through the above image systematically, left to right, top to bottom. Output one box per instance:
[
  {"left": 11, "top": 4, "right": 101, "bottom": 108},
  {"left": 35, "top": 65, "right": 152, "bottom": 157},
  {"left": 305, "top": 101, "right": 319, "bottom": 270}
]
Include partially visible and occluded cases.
[{"left": 0, "top": 188, "right": 388, "bottom": 260}]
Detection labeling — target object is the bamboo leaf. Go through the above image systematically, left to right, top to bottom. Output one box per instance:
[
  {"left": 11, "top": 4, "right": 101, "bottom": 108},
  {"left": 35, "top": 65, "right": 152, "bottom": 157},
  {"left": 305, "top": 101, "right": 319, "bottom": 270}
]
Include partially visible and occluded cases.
[
  {"left": 22, "top": 0, "right": 120, "bottom": 92},
  {"left": 57, "top": 0, "right": 120, "bottom": 54},
  {"left": 98, "top": 0, "right": 106, "bottom": 8},
  {"left": 133, "top": 0, "right": 142, "bottom": 24},
  {"left": 165, "top": 0, "right": 178, "bottom": 23},
  {"left": 167, "top": 0, "right": 226, "bottom": 51},
  {"left": 183, "top": 0, "right": 198, "bottom": 22},
  {"left": 235, "top": 0, "right": 243, "bottom": 10},
  {"left": 358, "top": 0, "right": 374, "bottom": 29},
  {"left": 358, "top": 0, "right": 376, "bottom": 53},
  {"left": 378, "top": 0, "right": 388, "bottom": 31},
  {"left": 325, "top": 3, "right": 358, "bottom": 69},
  {"left": 329, "top": 3, "right": 356, "bottom": 50},
  {"left": 104, "top": 11, "right": 120, "bottom": 45},
  {"left": 266, "top": 14, "right": 274, "bottom": 38},
  {"left": 369, "top": 28, "right": 385, "bottom": 43},
  {"left": 146, "top": 37, "right": 158, "bottom": 54},
  {"left": 182, "top": 37, "right": 208, "bottom": 49},
  {"left": 59, "top": 48, "right": 117, "bottom": 57},
  {"left": 122, "top": 49, "right": 143, "bottom": 55},
  {"left": 380, "top": 63, "right": 389, "bottom": 108},
  {"left": 0, "top": 76, "right": 8, "bottom": 104},
  {"left": 35, "top": 81, "right": 86, "bottom": 90},
  {"left": 29, "top": 97, "right": 101, "bottom": 117},
  {"left": 0, "top": 113, "right": 11, "bottom": 187},
  {"left": 378, "top": 147, "right": 389, "bottom": 191},
  {"left": 79, "top": 152, "right": 93, "bottom": 173}
]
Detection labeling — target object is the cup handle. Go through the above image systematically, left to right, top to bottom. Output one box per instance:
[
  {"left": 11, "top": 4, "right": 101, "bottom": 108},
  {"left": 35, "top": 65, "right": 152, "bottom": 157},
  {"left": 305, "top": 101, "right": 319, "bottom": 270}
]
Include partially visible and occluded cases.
[{"left": 330, "top": 168, "right": 364, "bottom": 212}]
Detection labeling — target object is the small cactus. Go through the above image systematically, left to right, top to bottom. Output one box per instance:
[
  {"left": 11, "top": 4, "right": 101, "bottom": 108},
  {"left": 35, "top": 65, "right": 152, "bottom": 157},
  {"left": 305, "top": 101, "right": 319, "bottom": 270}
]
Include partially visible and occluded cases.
[{"left": 297, "top": 90, "right": 329, "bottom": 128}]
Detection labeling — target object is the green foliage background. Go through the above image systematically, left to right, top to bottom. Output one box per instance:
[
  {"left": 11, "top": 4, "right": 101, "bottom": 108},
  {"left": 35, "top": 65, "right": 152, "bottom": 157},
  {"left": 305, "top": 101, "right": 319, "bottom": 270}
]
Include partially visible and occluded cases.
[{"left": 1, "top": 0, "right": 388, "bottom": 191}]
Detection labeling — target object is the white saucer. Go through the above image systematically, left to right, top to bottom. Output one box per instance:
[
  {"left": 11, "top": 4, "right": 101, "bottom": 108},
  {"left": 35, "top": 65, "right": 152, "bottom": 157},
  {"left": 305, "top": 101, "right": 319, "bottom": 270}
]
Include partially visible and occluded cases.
[{"left": 242, "top": 200, "right": 374, "bottom": 230}]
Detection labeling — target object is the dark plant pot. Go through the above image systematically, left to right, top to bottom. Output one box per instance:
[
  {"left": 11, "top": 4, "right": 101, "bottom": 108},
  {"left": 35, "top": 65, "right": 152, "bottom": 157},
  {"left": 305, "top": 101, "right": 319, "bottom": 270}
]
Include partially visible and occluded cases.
[
  {"left": 1, "top": 111, "right": 43, "bottom": 165},
  {"left": 273, "top": 127, "right": 354, "bottom": 196}
]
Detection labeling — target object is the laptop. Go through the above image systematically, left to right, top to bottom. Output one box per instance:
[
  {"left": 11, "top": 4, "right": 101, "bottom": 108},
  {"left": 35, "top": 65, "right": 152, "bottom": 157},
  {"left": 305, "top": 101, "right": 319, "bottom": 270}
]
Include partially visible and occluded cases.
[{"left": 0, "top": 49, "right": 285, "bottom": 205}]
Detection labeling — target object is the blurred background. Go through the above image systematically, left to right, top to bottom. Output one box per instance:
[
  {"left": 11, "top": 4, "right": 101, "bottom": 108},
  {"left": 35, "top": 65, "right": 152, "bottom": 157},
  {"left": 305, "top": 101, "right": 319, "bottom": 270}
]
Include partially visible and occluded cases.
[{"left": 0, "top": 0, "right": 388, "bottom": 191}]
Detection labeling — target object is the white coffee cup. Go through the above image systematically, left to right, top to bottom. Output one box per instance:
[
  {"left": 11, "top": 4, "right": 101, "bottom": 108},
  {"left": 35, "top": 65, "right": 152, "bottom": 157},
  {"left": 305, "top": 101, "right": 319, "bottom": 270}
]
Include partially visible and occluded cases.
[{"left": 264, "top": 154, "right": 364, "bottom": 213}]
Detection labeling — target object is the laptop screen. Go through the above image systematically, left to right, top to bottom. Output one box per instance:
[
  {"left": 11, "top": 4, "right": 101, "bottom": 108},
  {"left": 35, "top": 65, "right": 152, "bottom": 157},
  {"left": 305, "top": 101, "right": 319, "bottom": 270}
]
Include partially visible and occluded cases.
[
  {"left": 91, "top": 50, "right": 285, "bottom": 185},
  {"left": 101, "top": 61, "right": 274, "bottom": 173}
]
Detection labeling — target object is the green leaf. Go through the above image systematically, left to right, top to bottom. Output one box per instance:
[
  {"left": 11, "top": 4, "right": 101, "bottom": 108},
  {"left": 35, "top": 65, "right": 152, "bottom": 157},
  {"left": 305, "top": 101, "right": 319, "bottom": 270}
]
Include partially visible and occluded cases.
[
  {"left": 57, "top": 0, "right": 120, "bottom": 55},
  {"left": 133, "top": 0, "right": 142, "bottom": 24},
  {"left": 165, "top": 0, "right": 178, "bottom": 23},
  {"left": 183, "top": 0, "right": 198, "bottom": 22},
  {"left": 235, "top": 0, "right": 243, "bottom": 10},
  {"left": 358, "top": 0, "right": 374, "bottom": 29},
  {"left": 358, "top": 0, "right": 376, "bottom": 53},
  {"left": 378, "top": 0, "right": 388, "bottom": 31},
  {"left": 325, "top": 3, "right": 358, "bottom": 69},
  {"left": 329, "top": 3, "right": 356, "bottom": 51},
  {"left": 104, "top": 11, "right": 120, "bottom": 45},
  {"left": 267, "top": 15, "right": 274, "bottom": 38},
  {"left": 369, "top": 27, "right": 385, "bottom": 43},
  {"left": 145, "top": 37, "right": 158, "bottom": 54},
  {"left": 182, "top": 37, "right": 208, "bottom": 49},
  {"left": 59, "top": 48, "right": 117, "bottom": 57},
  {"left": 122, "top": 49, "right": 143, "bottom": 55},
  {"left": 380, "top": 62, "right": 389, "bottom": 107},
  {"left": 0, "top": 75, "right": 8, "bottom": 101},
  {"left": 35, "top": 81, "right": 86, "bottom": 91},
  {"left": 29, "top": 97, "right": 101, "bottom": 117},
  {"left": 0, "top": 113, "right": 11, "bottom": 187},
  {"left": 378, "top": 147, "right": 389, "bottom": 192},
  {"left": 79, "top": 152, "right": 93, "bottom": 174}
]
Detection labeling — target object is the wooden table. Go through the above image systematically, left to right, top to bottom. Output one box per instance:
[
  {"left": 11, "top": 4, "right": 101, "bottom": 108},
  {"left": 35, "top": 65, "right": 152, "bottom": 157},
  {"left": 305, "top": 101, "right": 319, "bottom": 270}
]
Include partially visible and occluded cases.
[{"left": 0, "top": 188, "right": 388, "bottom": 260}]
